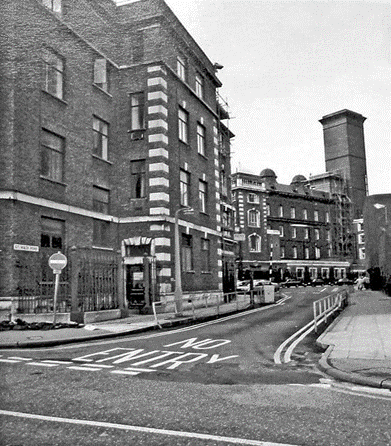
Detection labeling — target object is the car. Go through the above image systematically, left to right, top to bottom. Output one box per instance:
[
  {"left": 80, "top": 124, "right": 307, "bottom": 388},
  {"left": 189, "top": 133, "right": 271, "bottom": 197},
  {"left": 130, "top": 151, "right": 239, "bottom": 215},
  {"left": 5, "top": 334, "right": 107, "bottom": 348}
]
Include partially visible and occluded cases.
[
  {"left": 310, "top": 278, "right": 325, "bottom": 287},
  {"left": 337, "top": 278, "right": 355, "bottom": 286},
  {"left": 253, "top": 279, "right": 280, "bottom": 291},
  {"left": 280, "top": 279, "right": 303, "bottom": 288},
  {"left": 236, "top": 280, "right": 250, "bottom": 291}
]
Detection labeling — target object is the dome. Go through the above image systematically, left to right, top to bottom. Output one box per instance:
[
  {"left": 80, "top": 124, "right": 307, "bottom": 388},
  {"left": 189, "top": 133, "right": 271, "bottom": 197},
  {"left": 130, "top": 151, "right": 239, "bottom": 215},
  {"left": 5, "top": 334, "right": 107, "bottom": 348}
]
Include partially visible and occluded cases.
[
  {"left": 260, "top": 168, "right": 277, "bottom": 179},
  {"left": 291, "top": 174, "right": 307, "bottom": 184}
]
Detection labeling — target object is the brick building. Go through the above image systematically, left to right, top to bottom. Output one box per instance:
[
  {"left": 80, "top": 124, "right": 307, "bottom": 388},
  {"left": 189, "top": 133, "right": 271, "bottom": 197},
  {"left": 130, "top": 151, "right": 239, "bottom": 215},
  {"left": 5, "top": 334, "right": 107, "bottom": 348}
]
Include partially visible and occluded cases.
[
  {"left": 0, "top": 0, "right": 235, "bottom": 315},
  {"left": 232, "top": 170, "right": 350, "bottom": 282}
]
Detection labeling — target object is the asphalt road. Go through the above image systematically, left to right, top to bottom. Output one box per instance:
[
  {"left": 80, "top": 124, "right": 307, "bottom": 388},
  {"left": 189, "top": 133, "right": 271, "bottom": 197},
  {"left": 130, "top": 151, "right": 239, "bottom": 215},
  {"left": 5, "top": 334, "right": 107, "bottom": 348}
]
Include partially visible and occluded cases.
[{"left": 1, "top": 286, "right": 391, "bottom": 446}]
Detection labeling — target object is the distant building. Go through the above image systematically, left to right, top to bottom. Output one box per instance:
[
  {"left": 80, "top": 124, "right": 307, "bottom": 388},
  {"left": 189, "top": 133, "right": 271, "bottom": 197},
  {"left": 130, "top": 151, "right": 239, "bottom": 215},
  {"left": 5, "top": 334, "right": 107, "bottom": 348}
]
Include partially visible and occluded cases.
[
  {"left": 0, "top": 0, "right": 235, "bottom": 314},
  {"left": 232, "top": 170, "right": 350, "bottom": 282}
]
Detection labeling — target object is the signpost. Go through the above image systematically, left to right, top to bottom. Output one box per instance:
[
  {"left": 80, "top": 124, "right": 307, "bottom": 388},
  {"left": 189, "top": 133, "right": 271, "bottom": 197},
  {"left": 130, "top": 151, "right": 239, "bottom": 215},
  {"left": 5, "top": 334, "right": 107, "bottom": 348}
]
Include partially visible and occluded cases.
[{"left": 48, "top": 252, "right": 67, "bottom": 324}]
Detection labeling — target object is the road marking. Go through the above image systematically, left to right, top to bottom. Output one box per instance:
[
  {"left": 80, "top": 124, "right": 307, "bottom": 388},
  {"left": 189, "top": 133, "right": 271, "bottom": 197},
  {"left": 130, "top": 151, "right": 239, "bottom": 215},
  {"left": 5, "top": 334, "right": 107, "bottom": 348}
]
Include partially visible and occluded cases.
[
  {"left": 8, "top": 357, "right": 32, "bottom": 361},
  {"left": 0, "top": 359, "right": 20, "bottom": 363},
  {"left": 27, "top": 362, "right": 58, "bottom": 367},
  {"left": 68, "top": 366, "right": 102, "bottom": 371},
  {"left": 123, "top": 367, "right": 156, "bottom": 373},
  {"left": 111, "top": 370, "right": 141, "bottom": 376},
  {"left": 0, "top": 409, "right": 299, "bottom": 446}
]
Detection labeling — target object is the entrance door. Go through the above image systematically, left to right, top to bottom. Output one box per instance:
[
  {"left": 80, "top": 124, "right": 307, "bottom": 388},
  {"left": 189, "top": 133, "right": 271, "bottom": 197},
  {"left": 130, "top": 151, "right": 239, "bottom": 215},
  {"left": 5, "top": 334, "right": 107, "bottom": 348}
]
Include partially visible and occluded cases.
[{"left": 126, "top": 265, "right": 145, "bottom": 308}]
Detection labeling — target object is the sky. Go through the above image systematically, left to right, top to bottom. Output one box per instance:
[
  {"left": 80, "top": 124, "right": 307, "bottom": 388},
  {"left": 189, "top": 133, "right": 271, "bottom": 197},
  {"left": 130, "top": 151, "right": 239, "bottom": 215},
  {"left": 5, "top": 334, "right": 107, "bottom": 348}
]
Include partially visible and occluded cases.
[{"left": 162, "top": 0, "right": 391, "bottom": 195}]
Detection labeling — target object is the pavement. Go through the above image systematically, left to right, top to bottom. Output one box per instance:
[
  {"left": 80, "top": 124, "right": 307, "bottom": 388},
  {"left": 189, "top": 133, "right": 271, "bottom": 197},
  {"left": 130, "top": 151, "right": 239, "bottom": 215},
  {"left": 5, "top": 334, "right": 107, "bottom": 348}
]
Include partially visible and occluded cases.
[
  {"left": 1, "top": 289, "right": 390, "bottom": 390},
  {"left": 317, "top": 289, "right": 391, "bottom": 389},
  {"left": 0, "top": 297, "right": 253, "bottom": 349}
]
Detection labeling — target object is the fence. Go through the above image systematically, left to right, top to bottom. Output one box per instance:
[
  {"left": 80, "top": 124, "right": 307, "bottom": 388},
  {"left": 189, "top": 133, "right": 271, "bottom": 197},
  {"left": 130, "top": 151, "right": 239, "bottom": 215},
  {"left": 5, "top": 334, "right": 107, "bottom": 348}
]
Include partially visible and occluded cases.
[
  {"left": 14, "top": 247, "right": 120, "bottom": 315},
  {"left": 313, "top": 290, "right": 349, "bottom": 333}
]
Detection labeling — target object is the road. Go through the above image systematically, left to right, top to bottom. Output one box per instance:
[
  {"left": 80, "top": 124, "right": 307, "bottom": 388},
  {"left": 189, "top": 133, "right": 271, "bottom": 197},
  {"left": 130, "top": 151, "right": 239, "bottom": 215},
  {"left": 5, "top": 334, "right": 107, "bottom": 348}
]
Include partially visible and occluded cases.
[{"left": 1, "top": 286, "right": 391, "bottom": 445}]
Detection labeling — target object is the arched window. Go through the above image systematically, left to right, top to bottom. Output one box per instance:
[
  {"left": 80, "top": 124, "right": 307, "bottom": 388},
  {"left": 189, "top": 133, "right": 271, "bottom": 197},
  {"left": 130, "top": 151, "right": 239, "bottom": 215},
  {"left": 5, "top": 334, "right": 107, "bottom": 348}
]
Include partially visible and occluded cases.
[{"left": 248, "top": 233, "right": 261, "bottom": 252}]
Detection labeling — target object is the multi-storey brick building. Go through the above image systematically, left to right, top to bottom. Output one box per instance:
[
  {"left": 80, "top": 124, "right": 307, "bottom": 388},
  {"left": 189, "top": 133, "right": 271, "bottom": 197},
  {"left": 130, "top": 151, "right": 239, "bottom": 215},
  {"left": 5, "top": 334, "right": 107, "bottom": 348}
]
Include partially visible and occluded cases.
[
  {"left": 0, "top": 0, "right": 235, "bottom": 316},
  {"left": 232, "top": 170, "right": 351, "bottom": 282}
]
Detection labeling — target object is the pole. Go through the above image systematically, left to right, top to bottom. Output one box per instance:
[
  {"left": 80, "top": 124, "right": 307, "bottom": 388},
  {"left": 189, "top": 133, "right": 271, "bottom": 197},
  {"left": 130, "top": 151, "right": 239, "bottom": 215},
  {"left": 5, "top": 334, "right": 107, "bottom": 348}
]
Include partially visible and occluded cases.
[
  {"left": 174, "top": 209, "right": 183, "bottom": 315},
  {"left": 53, "top": 272, "right": 60, "bottom": 325}
]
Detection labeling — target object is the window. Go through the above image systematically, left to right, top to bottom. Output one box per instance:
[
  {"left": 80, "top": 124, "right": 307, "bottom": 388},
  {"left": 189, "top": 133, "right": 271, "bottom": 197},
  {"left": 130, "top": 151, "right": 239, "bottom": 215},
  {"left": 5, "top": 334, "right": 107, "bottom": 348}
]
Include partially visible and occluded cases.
[
  {"left": 42, "top": 0, "right": 61, "bottom": 14},
  {"left": 42, "top": 48, "right": 64, "bottom": 99},
  {"left": 177, "top": 56, "right": 186, "bottom": 81},
  {"left": 94, "top": 58, "right": 109, "bottom": 92},
  {"left": 195, "top": 74, "right": 204, "bottom": 98},
  {"left": 130, "top": 92, "right": 145, "bottom": 130},
  {"left": 178, "top": 107, "right": 189, "bottom": 143},
  {"left": 93, "top": 116, "right": 109, "bottom": 160},
  {"left": 197, "top": 123, "right": 206, "bottom": 156},
  {"left": 41, "top": 129, "right": 64, "bottom": 182},
  {"left": 130, "top": 160, "right": 146, "bottom": 199},
  {"left": 180, "top": 170, "right": 190, "bottom": 206},
  {"left": 199, "top": 180, "right": 207, "bottom": 213},
  {"left": 93, "top": 186, "right": 109, "bottom": 214},
  {"left": 248, "top": 193, "right": 259, "bottom": 204},
  {"left": 266, "top": 204, "right": 271, "bottom": 216},
  {"left": 279, "top": 205, "right": 284, "bottom": 217},
  {"left": 290, "top": 207, "right": 296, "bottom": 218},
  {"left": 248, "top": 209, "right": 260, "bottom": 227},
  {"left": 303, "top": 209, "right": 308, "bottom": 220},
  {"left": 314, "top": 210, "right": 319, "bottom": 221},
  {"left": 326, "top": 211, "right": 330, "bottom": 223},
  {"left": 41, "top": 217, "right": 64, "bottom": 249},
  {"left": 93, "top": 220, "right": 110, "bottom": 246},
  {"left": 279, "top": 225, "right": 284, "bottom": 237},
  {"left": 291, "top": 227, "right": 297, "bottom": 238},
  {"left": 304, "top": 228, "right": 309, "bottom": 239},
  {"left": 315, "top": 228, "right": 320, "bottom": 240},
  {"left": 327, "top": 230, "right": 331, "bottom": 242},
  {"left": 358, "top": 233, "right": 365, "bottom": 244},
  {"left": 181, "top": 234, "right": 193, "bottom": 271},
  {"left": 248, "top": 234, "right": 261, "bottom": 252},
  {"left": 201, "top": 238, "right": 210, "bottom": 272},
  {"left": 280, "top": 246, "right": 285, "bottom": 258},
  {"left": 292, "top": 246, "right": 298, "bottom": 259},
  {"left": 327, "top": 246, "right": 332, "bottom": 258},
  {"left": 305, "top": 247, "right": 310, "bottom": 259},
  {"left": 315, "top": 247, "right": 321, "bottom": 259},
  {"left": 359, "top": 247, "right": 365, "bottom": 259},
  {"left": 310, "top": 267, "right": 318, "bottom": 279},
  {"left": 296, "top": 268, "right": 304, "bottom": 279},
  {"left": 322, "top": 268, "right": 330, "bottom": 279}
]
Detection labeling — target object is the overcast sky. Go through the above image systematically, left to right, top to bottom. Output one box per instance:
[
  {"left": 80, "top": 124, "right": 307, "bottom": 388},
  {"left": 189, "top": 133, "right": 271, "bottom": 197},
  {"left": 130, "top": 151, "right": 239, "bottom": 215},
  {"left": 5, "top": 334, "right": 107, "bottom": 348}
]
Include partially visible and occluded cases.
[{"left": 163, "top": 0, "right": 390, "bottom": 195}]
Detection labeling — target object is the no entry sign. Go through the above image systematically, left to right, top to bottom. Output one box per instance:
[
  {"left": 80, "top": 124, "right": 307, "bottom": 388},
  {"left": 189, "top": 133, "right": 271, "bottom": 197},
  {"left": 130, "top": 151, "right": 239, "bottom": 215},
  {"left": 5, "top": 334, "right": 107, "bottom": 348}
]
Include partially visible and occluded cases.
[{"left": 48, "top": 252, "right": 67, "bottom": 274}]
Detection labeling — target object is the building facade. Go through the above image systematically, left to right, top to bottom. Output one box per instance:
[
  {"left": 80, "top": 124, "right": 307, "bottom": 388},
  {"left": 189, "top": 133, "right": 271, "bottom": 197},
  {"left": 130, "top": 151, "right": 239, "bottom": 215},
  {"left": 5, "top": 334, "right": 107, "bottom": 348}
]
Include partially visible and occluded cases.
[
  {"left": 0, "top": 0, "right": 235, "bottom": 313},
  {"left": 232, "top": 170, "right": 351, "bottom": 282}
]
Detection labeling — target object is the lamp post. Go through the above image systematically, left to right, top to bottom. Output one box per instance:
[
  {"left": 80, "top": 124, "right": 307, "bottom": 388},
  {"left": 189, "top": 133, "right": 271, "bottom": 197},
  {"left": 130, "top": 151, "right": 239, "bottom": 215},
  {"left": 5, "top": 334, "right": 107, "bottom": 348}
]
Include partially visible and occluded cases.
[{"left": 174, "top": 206, "right": 194, "bottom": 316}]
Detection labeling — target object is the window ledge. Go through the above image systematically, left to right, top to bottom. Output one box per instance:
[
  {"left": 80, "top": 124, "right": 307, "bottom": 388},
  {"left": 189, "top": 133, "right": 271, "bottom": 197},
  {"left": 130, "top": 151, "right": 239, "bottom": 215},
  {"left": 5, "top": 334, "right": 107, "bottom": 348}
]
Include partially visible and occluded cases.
[
  {"left": 93, "top": 84, "right": 113, "bottom": 98},
  {"left": 42, "top": 90, "right": 68, "bottom": 105},
  {"left": 198, "top": 153, "right": 208, "bottom": 160},
  {"left": 92, "top": 154, "right": 113, "bottom": 165},
  {"left": 40, "top": 176, "right": 67, "bottom": 187},
  {"left": 92, "top": 245, "right": 114, "bottom": 251},
  {"left": 184, "top": 270, "right": 195, "bottom": 274},
  {"left": 201, "top": 271, "right": 212, "bottom": 274}
]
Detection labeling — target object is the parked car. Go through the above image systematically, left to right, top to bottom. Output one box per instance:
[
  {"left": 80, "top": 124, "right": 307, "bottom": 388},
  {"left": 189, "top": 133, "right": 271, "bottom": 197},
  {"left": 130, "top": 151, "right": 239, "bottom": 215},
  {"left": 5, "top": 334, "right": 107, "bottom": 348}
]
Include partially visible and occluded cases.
[
  {"left": 310, "top": 278, "right": 325, "bottom": 287},
  {"left": 337, "top": 278, "right": 355, "bottom": 286},
  {"left": 253, "top": 279, "right": 280, "bottom": 291},
  {"left": 281, "top": 279, "right": 303, "bottom": 288},
  {"left": 236, "top": 280, "right": 250, "bottom": 291}
]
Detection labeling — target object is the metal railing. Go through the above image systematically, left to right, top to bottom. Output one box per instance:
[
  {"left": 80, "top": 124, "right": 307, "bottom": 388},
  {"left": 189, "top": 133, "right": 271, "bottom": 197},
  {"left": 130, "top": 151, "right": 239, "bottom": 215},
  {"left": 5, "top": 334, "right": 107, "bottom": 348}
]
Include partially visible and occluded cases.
[{"left": 313, "top": 290, "right": 348, "bottom": 333}]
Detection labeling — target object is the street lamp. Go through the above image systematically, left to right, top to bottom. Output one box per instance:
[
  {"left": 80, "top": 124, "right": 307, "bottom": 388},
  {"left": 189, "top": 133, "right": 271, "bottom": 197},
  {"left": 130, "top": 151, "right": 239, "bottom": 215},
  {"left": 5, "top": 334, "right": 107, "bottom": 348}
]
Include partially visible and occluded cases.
[{"left": 174, "top": 206, "right": 194, "bottom": 315}]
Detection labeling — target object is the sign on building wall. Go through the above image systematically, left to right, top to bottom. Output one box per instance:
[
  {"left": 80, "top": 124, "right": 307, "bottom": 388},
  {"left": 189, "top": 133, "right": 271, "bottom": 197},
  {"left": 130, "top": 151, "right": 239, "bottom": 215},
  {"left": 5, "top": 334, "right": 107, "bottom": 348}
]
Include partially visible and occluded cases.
[{"left": 13, "top": 244, "right": 39, "bottom": 252}]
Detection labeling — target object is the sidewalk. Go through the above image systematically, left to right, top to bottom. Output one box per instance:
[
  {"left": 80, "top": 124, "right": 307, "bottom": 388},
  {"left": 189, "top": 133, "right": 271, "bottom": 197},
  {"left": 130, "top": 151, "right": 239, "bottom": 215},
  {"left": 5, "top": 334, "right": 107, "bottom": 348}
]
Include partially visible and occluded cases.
[
  {"left": 317, "top": 289, "right": 391, "bottom": 389},
  {"left": 0, "top": 297, "right": 253, "bottom": 349}
]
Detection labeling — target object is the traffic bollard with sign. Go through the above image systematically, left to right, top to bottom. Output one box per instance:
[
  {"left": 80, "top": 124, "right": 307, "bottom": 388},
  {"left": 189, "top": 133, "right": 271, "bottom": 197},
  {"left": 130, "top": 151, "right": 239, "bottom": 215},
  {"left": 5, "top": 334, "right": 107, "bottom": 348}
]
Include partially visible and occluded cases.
[{"left": 48, "top": 252, "right": 67, "bottom": 325}]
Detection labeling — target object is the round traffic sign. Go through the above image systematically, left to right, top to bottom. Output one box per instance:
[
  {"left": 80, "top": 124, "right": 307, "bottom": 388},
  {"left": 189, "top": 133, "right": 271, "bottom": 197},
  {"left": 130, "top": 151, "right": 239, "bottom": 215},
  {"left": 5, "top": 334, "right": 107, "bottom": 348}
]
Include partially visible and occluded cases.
[{"left": 48, "top": 252, "right": 67, "bottom": 273}]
